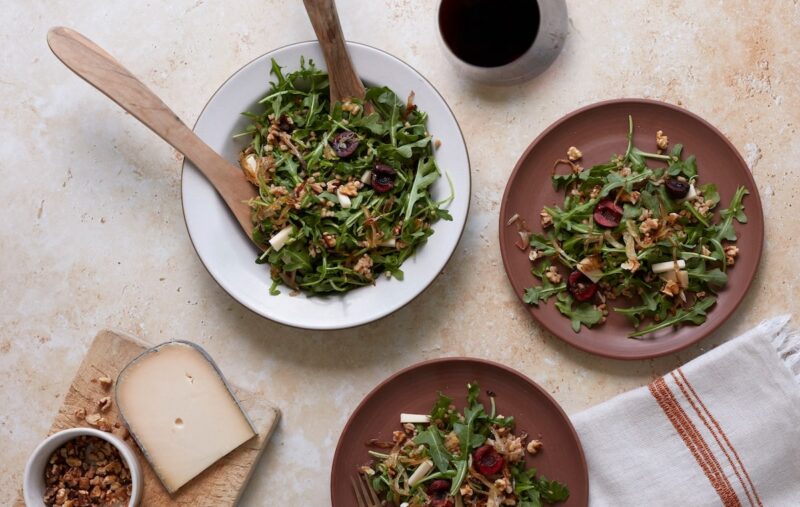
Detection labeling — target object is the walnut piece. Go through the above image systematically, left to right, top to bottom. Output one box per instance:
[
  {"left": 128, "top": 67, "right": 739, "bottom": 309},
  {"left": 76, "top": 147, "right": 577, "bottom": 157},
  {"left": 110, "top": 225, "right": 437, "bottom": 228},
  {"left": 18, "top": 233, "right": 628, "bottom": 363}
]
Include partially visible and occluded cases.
[
  {"left": 656, "top": 130, "right": 669, "bottom": 150},
  {"left": 566, "top": 146, "right": 583, "bottom": 161},
  {"left": 97, "top": 376, "right": 113, "bottom": 390},
  {"left": 97, "top": 396, "right": 112, "bottom": 413},
  {"left": 43, "top": 435, "right": 132, "bottom": 506},
  {"left": 526, "top": 439, "right": 543, "bottom": 455}
]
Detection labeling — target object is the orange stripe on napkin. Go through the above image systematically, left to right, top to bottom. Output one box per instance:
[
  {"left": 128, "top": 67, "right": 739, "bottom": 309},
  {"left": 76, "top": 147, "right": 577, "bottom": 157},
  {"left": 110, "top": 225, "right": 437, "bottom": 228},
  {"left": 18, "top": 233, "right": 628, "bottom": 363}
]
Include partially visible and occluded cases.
[
  {"left": 673, "top": 368, "right": 763, "bottom": 507},
  {"left": 649, "top": 377, "right": 741, "bottom": 507}
]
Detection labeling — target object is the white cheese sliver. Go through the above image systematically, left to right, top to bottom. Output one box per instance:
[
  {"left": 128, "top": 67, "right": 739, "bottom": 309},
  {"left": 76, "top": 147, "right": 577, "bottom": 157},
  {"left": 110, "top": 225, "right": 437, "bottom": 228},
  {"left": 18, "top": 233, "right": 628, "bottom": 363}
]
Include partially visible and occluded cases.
[
  {"left": 337, "top": 190, "right": 352, "bottom": 209},
  {"left": 269, "top": 225, "right": 293, "bottom": 251},
  {"left": 652, "top": 259, "right": 686, "bottom": 273},
  {"left": 116, "top": 342, "right": 256, "bottom": 493},
  {"left": 400, "top": 413, "right": 431, "bottom": 424},
  {"left": 408, "top": 460, "right": 433, "bottom": 486}
]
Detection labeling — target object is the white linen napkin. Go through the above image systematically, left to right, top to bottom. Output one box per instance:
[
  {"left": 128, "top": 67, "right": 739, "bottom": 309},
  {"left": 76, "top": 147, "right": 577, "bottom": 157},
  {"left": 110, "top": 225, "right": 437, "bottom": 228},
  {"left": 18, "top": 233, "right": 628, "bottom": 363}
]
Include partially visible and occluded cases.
[{"left": 572, "top": 316, "right": 800, "bottom": 507}]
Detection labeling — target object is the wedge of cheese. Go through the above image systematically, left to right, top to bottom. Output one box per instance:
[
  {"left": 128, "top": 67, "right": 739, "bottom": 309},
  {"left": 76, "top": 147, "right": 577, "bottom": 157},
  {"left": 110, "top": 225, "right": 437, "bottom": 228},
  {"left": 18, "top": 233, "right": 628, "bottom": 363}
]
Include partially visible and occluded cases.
[{"left": 116, "top": 341, "right": 256, "bottom": 493}]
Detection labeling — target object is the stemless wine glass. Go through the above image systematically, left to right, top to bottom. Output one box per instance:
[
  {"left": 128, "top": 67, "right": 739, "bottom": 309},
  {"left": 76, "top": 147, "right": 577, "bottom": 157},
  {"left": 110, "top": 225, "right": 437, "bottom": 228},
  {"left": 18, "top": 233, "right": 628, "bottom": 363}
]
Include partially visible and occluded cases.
[{"left": 438, "top": 0, "right": 568, "bottom": 85}]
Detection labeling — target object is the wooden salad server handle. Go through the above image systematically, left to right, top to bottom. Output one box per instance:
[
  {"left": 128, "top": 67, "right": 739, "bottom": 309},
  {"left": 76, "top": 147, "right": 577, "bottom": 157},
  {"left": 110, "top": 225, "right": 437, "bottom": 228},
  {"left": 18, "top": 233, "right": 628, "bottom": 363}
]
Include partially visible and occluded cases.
[
  {"left": 302, "top": 0, "right": 373, "bottom": 113},
  {"left": 46, "top": 27, "right": 257, "bottom": 242}
]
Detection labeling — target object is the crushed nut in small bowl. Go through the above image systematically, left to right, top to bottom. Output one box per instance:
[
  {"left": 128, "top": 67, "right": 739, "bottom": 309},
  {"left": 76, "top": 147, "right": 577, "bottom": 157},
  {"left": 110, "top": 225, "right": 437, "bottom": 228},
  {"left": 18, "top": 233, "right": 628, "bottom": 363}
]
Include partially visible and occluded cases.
[{"left": 24, "top": 428, "right": 142, "bottom": 507}]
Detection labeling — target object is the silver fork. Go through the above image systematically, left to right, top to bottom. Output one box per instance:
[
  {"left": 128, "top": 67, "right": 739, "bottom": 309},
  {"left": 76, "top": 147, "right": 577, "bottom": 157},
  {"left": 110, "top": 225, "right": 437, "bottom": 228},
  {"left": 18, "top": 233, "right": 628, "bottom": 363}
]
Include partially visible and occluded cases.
[{"left": 351, "top": 474, "right": 381, "bottom": 507}]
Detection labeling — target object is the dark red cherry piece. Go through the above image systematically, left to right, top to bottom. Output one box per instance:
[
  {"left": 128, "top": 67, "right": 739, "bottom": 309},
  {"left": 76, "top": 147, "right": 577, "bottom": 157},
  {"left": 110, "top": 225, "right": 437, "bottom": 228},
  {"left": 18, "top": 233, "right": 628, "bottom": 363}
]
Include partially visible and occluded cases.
[
  {"left": 331, "top": 131, "right": 359, "bottom": 158},
  {"left": 371, "top": 164, "right": 396, "bottom": 193},
  {"left": 665, "top": 178, "right": 690, "bottom": 199},
  {"left": 593, "top": 199, "right": 623, "bottom": 228},
  {"left": 567, "top": 270, "right": 598, "bottom": 302},
  {"left": 472, "top": 444, "right": 504, "bottom": 476}
]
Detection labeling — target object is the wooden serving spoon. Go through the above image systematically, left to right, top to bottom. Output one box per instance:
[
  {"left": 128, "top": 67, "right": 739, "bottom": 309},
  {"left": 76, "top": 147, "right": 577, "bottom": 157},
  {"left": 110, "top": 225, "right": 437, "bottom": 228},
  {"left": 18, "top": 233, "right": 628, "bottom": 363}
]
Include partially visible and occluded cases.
[
  {"left": 302, "top": 0, "right": 373, "bottom": 113},
  {"left": 46, "top": 27, "right": 257, "bottom": 242}
]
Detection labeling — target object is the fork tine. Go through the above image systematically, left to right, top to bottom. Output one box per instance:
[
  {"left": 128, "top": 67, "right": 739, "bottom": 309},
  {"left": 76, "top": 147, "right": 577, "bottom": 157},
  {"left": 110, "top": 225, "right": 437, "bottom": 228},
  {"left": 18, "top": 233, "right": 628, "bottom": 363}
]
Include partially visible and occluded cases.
[
  {"left": 356, "top": 474, "right": 374, "bottom": 506},
  {"left": 362, "top": 474, "right": 381, "bottom": 505},
  {"left": 350, "top": 475, "right": 367, "bottom": 507}
]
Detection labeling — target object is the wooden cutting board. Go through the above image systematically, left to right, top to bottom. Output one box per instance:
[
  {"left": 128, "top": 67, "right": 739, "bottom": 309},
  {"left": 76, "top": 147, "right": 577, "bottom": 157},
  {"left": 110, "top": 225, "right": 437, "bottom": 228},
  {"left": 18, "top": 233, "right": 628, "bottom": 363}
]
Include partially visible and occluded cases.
[{"left": 16, "top": 330, "right": 280, "bottom": 506}]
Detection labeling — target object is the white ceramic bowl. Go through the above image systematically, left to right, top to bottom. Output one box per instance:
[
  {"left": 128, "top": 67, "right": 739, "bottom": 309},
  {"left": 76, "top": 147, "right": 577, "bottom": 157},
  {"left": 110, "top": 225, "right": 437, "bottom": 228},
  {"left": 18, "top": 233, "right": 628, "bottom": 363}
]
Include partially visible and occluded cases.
[
  {"left": 181, "top": 41, "right": 470, "bottom": 330},
  {"left": 23, "top": 427, "right": 143, "bottom": 506}
]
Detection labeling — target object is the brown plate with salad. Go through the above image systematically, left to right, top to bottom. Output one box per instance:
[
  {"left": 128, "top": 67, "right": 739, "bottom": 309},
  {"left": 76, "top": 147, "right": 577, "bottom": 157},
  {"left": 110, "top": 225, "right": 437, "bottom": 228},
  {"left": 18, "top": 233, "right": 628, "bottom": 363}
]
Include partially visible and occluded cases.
[
  {"left": 499, "top": 99, "right": 764, "bottom": 360},
  {"left": 330, "top": 357, "right": 588, "bottom": 506}
]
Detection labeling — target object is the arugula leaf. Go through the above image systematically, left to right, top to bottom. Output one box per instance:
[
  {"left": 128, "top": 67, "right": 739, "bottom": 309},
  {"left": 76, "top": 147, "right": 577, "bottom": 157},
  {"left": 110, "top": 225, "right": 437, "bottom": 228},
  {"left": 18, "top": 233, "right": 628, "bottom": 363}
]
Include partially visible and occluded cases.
[
  {"left": 396, "top": 136, "right": 432, "bottom": 158},
  {"left": 403, "top": 156, "right": 440, "bottom": 222},
  {"left": 698, "top": 183, "right": 720, "bottom": 207},
  {"left": 713, "top": 185, "right": 748, "bottom": 242},
  {"left": 688, "top": 262, "right": 728, "bottom": 287},
  {"left": 524, "top": 283, "right": 566, "bottom": 306},
  {"left": 555, "top": 293, "right": 603, "bottom": 333},
  {"left": 629, "top": 296, "right": 717, "bottom": 338},
  {"left": 429, "top": 391, "right": 452, "bottom": 423},
  {"left": 413, "top": 427, "right": 451, "bottom": 473},
  {"left": 449, "top": 459, "right": 469, "bottom": 496}
]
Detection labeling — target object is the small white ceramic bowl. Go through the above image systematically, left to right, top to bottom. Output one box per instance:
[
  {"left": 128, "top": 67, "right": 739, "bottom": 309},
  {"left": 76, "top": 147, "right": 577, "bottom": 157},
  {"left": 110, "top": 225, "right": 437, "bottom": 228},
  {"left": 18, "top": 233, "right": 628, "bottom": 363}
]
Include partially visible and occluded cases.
[
  {"left": 181, "top": 41, "right": 470, "bottom": 330},
  {"left": 23, "top": 428, "right": 143, "bottom": 507}
]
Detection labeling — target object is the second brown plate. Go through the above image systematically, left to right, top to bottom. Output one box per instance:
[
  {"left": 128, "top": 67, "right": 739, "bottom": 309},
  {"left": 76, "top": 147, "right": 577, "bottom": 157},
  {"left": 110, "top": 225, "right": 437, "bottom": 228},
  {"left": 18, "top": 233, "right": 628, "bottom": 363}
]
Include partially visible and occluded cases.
[
  {"left": 499, "top": 99, "right": 763, "bottom": 360},
  {"left": 330, "top": 358, "right": 588, "bottom": 505}
]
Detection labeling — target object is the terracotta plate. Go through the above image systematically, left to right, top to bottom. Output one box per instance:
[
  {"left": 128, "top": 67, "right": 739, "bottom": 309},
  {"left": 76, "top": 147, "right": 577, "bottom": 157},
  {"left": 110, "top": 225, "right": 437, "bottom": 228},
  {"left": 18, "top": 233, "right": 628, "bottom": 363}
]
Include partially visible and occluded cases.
[
  {"left": 499, "top": 99, "right": 764, "bottom": 360},
  {"left": 330, "top": 358, "right": 588, "bottom": 506}
]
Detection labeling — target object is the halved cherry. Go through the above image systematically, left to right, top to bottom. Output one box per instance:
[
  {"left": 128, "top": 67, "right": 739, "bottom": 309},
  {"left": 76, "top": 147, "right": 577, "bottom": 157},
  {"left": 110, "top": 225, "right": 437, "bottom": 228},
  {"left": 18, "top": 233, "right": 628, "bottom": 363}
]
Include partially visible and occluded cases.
[
  {"left": 331, "top": 131, "right": 359, "bottom": 158},
  {"left": 371, "top": 164, "right": 396, "bottom": 193},
  {"left": 665, "top": 178, "right": 690, "bottom": 199},
  {"left": 593, "top": 199, "right": 623, "bottom": 228},
  {"left": 568, "top": 270, "right": 598, "bottom": 302},
  {"left": 472, "top": 444, "right": 504, "bottom": 476},
  {"left": 427, "top": 480, "right": 453, "bottom": 507}
]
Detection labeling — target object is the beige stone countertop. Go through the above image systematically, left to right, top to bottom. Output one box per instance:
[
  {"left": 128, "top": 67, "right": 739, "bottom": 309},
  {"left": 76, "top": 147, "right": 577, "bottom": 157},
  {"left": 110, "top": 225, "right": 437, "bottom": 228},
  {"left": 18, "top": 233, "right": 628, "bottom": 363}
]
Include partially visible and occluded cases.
[{"left": 2, "top": 0, "right": 799, "bottom": 504}]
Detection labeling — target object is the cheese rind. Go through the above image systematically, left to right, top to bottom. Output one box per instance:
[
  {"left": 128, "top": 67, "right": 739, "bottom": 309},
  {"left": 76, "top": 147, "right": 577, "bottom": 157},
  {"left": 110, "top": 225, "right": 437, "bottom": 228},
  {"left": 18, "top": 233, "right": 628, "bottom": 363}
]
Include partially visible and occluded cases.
[{"left": 116, "top": 341, "right": 256, "bottom": 492}]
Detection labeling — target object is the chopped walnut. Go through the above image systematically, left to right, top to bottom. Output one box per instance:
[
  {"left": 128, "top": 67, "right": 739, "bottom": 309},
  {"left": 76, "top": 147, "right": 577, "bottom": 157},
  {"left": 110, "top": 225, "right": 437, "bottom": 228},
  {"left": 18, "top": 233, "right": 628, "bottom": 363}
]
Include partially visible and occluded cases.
[
  {"left": 341, "top": 100, "right": 361, "bottom": 115},
  {"left": 656, "top": 130, "right": 669, "bottom": 150},
  {"left": 567, "top": 146, "right": 583, "bottom": 161},
  {"left": 619, "top": 166, "right": 632, "bottom": 177},
  {"left": 325, "top": 179, "right": 341, "bottom": 193},
  {"left": 338, "top": 181, "right": 359, "bottom": 197},
  {"left": 589, "top": 185, "right": 602, "bottom": 199},
  {"left": 540, "top": 208, "right": 553, "bottom": 228},
  {"left": 639, "top": 208, "right": 652, "bottom": 222},
  {"left": 639, "top": 218, "right": 660, "bottom": 235},
  {"left": 322, "top": 233, "right": 337, "bottom": 249},
  {"left": 701, "top": 245, "right": 712, "bottom": 257},
  {"left": 724, "top": 245, "right": 739, "bottom": 266},
  {"left": 529, "top": 249, "right": 544, "bottom": 262},
  {"left": 353, "top": 254, "right": 374, "bottom": 279},
  {"left": 621, "top": 257, "right": 641, "bottom": 273},
  {"left": 545, "top": 266, "right": 562, "bottom": 284},
  {"left": 661, "top": 279, "right": 681, "bottom": 297},
  {"left": 696, "top": 291, "right": 707, "bottom": 299},
  {"left": 97, "top": 376, "right": 113, "bottom": 390},
  {"left": 97, "top": 397, "right": 112, "bottom": 413},
  {"left": 74, "top": 408, "right": 86, "bottom": 421},
  {"left": 85, "top": 413, "right": 101, "bottom": 426},
  {"left": 403, "top": 423, "right": 415, "bottom": 434},
  {"left": 444, "top": 432, "right": 460, "bottom": 454},
  {"left": 43, "top": 435, "right": 132, "bottom": 506},
  {"left": 526, "top": 439, "right": 543, "bottom": 455},
  {"left": 358, "top": 465, "right": 375, "bottom": 476},
  {"left": 494, "top": 477, "right": 513, "bottom": 494},
  {"left": 460, "top": 483, "right": 474, "bottom": 497}
]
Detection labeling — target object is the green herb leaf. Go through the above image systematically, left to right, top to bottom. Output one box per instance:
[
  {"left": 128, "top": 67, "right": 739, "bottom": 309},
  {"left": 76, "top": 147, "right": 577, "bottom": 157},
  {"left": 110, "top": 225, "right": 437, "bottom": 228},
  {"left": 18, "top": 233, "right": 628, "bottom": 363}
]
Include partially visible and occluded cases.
[
  {"left": 555, "top": 293, "right": 603, "bottom": 333},
  {"left": 629, "top": 296, "right": 717, "bottom": 338},
  {"left": 413, "top": 427, "right": 452, "bottom": 473}
]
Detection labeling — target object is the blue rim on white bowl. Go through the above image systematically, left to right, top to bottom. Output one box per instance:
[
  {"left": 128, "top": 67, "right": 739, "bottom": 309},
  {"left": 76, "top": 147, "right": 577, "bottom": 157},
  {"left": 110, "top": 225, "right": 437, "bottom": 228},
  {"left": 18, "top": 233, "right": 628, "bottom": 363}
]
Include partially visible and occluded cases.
[{"left": 181, "top": 41, "right": 470, "bottom": 330}]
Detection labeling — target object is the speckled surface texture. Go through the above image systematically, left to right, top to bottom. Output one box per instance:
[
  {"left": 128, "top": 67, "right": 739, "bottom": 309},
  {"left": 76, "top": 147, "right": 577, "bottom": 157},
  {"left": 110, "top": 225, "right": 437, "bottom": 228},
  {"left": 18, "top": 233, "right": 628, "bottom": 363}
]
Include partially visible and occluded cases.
[{"left": 1, "top": 1, "right": 798, "bottom": 504}]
